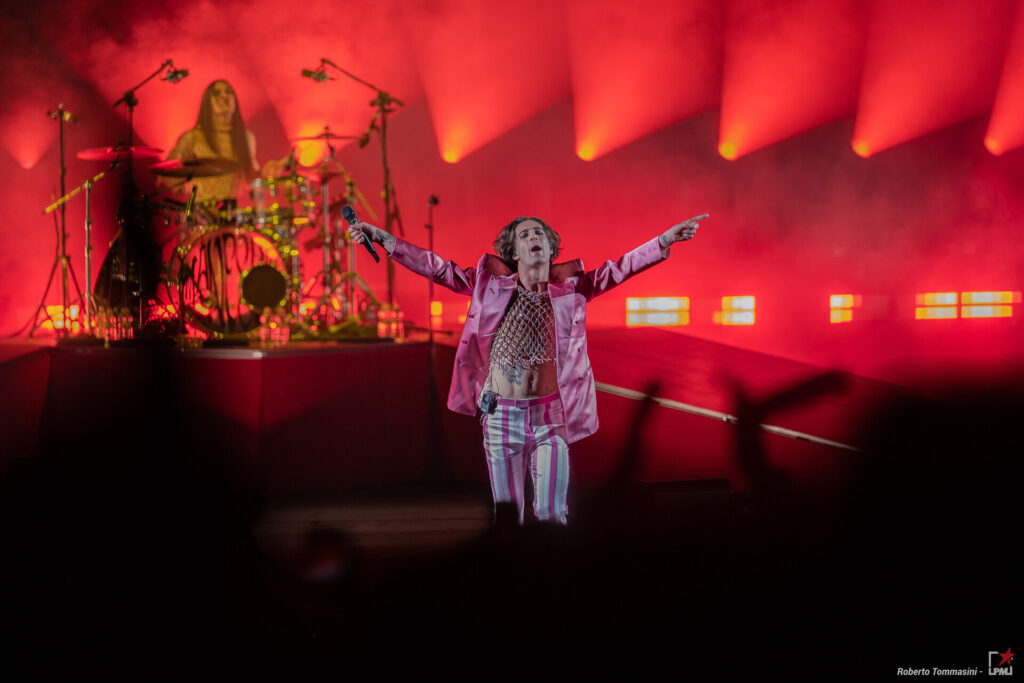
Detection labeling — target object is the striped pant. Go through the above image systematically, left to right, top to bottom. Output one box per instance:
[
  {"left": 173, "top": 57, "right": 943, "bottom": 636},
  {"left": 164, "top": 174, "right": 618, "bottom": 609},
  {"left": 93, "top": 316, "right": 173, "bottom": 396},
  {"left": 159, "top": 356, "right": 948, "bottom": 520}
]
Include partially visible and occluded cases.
[{"left": 481, "top": 393, "right": 570, "bottom": 525}]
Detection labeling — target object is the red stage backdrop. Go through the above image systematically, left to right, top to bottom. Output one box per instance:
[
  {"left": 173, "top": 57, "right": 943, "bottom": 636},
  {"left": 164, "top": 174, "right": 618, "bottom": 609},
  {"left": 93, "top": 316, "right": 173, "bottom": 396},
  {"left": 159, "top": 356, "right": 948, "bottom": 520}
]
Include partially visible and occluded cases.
[{"left": 3, "top": 0, "right": 1023, "bottom": 386}]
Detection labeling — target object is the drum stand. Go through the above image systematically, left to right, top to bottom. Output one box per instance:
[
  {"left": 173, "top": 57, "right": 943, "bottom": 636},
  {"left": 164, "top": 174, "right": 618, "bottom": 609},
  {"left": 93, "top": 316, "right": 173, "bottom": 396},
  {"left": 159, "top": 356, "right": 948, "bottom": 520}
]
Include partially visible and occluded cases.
[{"left": 304, "top": 141, "right": 379, "bottom": 332}]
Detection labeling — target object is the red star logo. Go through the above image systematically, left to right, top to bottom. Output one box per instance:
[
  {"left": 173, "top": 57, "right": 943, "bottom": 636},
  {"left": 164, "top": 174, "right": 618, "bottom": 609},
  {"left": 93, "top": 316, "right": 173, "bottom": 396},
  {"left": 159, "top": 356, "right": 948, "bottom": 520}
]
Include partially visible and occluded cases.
[{"left": 998, "top": 649, "right": 1014, "bottom": 666}]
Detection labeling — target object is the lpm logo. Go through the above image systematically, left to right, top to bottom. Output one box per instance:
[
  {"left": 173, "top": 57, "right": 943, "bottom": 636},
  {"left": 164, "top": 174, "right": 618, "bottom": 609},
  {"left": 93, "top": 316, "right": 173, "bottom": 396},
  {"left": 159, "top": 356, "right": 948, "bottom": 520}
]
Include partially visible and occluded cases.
[{"left": 988, "top": 648, "right": 1014, "bottom": 676}]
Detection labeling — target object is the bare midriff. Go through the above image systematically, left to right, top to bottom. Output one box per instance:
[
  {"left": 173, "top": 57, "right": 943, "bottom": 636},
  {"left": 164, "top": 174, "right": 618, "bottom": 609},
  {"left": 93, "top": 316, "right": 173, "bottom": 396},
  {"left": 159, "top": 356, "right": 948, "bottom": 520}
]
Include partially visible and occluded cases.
[{"left": 488, "top": 359, "right": 558, "bottom": 399}]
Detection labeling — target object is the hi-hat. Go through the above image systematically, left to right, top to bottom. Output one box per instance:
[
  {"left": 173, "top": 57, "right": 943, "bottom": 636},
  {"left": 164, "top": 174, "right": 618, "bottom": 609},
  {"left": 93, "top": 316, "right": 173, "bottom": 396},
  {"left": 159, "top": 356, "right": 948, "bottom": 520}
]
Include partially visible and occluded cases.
[
  {"left": 77, "top": 144, "right": 164, "bottom": 161},
  {"left": 148, "top": 157, "right": 239, "bottom": 178}
]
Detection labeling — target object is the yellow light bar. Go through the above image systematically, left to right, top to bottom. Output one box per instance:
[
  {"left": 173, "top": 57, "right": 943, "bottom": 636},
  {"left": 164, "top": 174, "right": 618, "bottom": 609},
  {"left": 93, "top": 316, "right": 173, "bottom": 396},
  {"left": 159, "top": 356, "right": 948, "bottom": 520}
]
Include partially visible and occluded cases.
[
  {"left": 961, "top": 291, "right": 1021, "bottom": 305},
  {"left": 916, "top": 292, "right": 957, "bottom": 306},
  {"left": 829, "top": 294, "right": 863, "bottom": 309},
  {"left": 626, "top": 296, "right": 689, "bottom": 312},
  {"left": 721, "top": 296, "right": 755, "bottom": 311},
  {"left": 625, "top": 297, "right": 689, "bottom": 326},
  {"left": 430, "top": 300, "right": 443, "bottom": 316},
  {"left": 961, "top": 305, "right": 1012, "bottom": 318},
  {"left": 915, "top": 306, "right": 957, "bottom": 319},
  {"left": 830, "top": 309, "right": 853, "bottom": 324},
  {"left": 626, "top": 311, "right": 688, "bottom": 327},
  {"left": 714, "top": 311, "right": 755, "bottom": 325}
]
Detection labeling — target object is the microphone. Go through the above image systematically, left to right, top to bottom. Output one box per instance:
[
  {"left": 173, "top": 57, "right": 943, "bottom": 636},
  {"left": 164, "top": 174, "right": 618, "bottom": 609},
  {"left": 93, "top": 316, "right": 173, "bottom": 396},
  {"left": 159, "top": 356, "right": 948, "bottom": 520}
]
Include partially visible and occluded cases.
[
  {"left": 164, "top": 67, "right": 189, "bottom": 83},
  {"left": 301, "top": 68, "right": 330, "bottom": 82},
  {"left": 47, "top": 105, "right": 77, "bottom": 123},
  {"left": 283, "top": 147, "right": 296, "bottom": 172},
  {"left": 428, "top": 195, "right": 439, "bottom": 206},
  {"left": 342, "top": 206, "right": 380, "bottom": 263}
]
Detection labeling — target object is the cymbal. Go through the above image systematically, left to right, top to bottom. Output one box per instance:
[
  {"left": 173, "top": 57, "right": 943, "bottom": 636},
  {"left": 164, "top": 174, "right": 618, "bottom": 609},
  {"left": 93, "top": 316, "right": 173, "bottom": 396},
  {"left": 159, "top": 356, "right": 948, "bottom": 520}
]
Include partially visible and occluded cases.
[
  {"left": 291, "top": 126, "right": 361, "bottom": 143},
  {"left": 77, "top": 144, "right": 164, "bottom": 161},
  {"left": 148, "top": 157, "right": 239, "bottom": 178},
  {"left": 300, "top": 159, "right": 349, "bottom": 182}
]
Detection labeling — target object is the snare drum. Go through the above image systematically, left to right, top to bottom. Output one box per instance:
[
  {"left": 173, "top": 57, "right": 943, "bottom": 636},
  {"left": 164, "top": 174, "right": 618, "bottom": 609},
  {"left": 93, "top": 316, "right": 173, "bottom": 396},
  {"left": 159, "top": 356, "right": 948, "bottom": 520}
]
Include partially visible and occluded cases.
[
  {"left": 249, "top": 175, "right": 316, "bottom": 238},
  {"left": 165, "top": 224, "right": 290, "bottom": 337}
]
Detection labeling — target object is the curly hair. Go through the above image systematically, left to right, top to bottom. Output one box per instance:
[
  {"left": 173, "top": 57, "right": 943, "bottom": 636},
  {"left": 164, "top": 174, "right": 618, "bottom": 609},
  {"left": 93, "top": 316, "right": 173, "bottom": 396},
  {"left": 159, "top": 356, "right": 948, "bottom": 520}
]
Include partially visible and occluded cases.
[{"left": 493, "top": 217, "right": 561, "bottom": 269}]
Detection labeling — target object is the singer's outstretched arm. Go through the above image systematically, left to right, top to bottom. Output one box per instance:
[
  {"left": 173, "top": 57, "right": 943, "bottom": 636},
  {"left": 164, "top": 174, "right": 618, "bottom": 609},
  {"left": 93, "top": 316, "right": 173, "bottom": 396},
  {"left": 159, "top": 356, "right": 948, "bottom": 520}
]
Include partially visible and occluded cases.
[{"left": 349, "top": 221, "right": 476, "bottom": 296}]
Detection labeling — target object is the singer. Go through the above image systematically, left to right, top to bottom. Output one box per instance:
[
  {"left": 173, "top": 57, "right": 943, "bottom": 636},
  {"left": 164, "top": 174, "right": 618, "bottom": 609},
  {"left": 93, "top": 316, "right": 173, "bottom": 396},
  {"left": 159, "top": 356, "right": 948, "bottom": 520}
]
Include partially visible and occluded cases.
[{"left": 349, "top": 214, "right": 706, "bottom": 525}]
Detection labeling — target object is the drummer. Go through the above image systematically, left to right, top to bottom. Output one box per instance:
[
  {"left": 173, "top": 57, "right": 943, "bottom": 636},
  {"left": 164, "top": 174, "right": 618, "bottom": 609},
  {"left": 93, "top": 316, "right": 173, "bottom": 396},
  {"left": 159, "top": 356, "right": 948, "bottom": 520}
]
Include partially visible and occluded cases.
[{"left": 163, "top": 79, "right": 290, "bottom": 208}]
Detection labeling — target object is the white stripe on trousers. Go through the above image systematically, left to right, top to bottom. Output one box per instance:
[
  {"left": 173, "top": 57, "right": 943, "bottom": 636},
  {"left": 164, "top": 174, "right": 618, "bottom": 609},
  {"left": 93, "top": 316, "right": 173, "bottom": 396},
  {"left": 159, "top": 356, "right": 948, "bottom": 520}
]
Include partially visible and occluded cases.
[{"left": 482, "top": 395, "right": 570, "bottom": 525}]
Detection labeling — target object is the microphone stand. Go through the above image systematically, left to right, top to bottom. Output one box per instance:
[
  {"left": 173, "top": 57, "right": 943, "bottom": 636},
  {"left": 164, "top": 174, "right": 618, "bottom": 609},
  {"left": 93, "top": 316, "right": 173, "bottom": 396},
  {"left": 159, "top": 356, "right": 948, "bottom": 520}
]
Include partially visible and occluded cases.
[
  {"left": 110, "top": 58, "right": 180, "bottom": 331},
  {"left": 320, "top": 58, "right": 405, "bottom": 307},
  {"left": 112, "top": 59, "right": 177, "bottom": 182},
  {"left": 28, "top": 104, "right": 85, "bottom": 339},
  {"left": 425, "top": 193, "right": 447, "bottom": 481},
  {"left": 425, "top": 195, "right": 438, "bottom": 346}
]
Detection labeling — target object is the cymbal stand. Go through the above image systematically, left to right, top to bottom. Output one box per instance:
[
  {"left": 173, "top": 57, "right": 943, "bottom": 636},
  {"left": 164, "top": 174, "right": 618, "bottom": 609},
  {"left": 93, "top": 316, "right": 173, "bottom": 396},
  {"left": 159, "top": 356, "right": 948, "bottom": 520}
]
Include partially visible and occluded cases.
[
  {"left": 320, "top": 58, "right": 405, "bottom": 305},
  {"left": 28, "top": 104, "right": 84, "bottom": 338},
  {"left": 318, "top": 142, "right": 337, "bottom": 324},
  {"left": 39, "top": 160, "right": 120, "bottom": 340},
  {"left": 82, "top": 177, "right": 96, "bottom": 335},
  {"left": 330, "top": 177, "right": 380, "bottom": 321},
  {"left": 343, "top": 178, "right": 357, "bottom": 318}
]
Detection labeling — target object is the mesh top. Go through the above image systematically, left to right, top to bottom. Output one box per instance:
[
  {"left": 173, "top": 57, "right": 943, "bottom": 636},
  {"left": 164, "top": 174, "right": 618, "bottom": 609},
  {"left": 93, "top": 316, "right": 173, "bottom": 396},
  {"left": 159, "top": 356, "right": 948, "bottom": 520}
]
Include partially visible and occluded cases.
[{"left": 489, "top": 286, "right": 556, "bottom": 384}]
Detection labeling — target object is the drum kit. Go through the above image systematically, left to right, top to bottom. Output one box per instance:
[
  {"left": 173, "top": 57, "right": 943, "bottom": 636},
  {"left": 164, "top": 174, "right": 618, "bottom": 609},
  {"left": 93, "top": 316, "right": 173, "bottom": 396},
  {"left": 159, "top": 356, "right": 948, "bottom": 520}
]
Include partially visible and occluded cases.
[
  {"left": 31, "top": 56, "right": 405, "bottom": 346},
  {"left": 66, "top": 128, "right": 382, "bottom": 343}
]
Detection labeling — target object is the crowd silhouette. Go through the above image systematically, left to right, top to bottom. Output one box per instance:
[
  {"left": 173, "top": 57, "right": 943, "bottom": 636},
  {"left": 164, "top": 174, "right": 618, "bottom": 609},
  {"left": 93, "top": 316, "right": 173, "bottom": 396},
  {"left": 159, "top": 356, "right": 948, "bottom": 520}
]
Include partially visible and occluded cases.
[{"left": 1, "top": 358, "right": 1019, "bottom": 678}]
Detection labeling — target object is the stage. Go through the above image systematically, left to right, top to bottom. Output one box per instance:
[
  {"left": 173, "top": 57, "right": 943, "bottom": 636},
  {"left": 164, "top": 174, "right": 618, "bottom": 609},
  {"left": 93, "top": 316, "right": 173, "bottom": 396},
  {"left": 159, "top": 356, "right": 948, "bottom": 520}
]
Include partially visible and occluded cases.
[{"left": 0, "top": 327, "right": 899, "bottom": 494}]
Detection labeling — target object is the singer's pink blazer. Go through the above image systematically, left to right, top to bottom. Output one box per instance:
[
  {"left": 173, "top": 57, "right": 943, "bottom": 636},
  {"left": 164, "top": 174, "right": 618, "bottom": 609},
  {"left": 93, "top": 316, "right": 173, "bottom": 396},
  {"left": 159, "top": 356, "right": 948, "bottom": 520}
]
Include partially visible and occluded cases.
[{"left": 389, "top": 237, "right": 668, "bottom": 443}]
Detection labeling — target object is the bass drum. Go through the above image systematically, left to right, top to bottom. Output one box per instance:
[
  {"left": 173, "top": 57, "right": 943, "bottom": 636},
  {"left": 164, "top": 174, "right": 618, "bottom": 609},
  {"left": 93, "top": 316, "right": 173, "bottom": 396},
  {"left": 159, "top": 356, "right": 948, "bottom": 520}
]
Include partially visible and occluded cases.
[{"left": 165, "top": 225, "right": 289, "bottom": 338}]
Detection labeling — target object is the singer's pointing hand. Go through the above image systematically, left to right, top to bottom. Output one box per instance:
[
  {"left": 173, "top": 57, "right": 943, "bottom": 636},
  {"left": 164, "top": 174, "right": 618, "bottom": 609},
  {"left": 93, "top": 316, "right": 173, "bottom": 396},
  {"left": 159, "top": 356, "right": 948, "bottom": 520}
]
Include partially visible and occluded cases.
[{"left": 659, "top": 213, "right": 708, "bottom": 248}]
